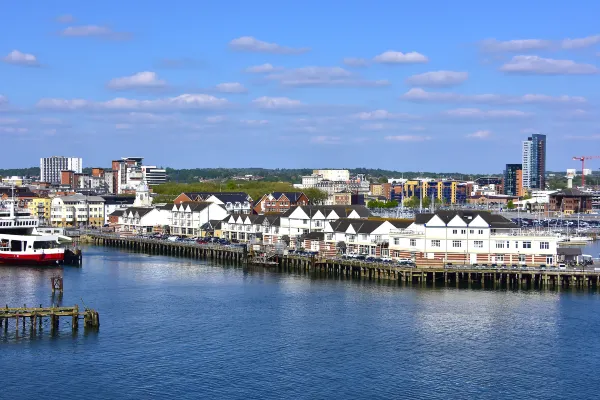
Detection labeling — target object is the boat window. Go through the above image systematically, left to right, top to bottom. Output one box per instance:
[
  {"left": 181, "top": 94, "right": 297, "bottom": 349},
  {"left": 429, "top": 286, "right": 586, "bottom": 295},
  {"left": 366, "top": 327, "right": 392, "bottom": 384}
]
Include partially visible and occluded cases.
[
  {"left": 10, "top": 240, "right": 22, "bottom": 252},
  {"left": 33, "top": 241, "right": 52, "bottom": 249}
]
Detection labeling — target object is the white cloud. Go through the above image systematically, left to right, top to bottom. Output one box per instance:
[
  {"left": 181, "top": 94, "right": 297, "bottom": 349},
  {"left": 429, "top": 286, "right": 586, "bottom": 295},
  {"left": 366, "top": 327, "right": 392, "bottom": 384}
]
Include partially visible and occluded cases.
[
  {"left": 56, "top": 14, "right": 75, "bottom": 23},
  {"left": 60, "top": 25, "right": 131, "bottom": 40},
  {"left": 481, "top": 35, "right": 600, "bottom": 52},
  {"left": 229, "top": 36, "right": 309, "bottom": 54},
  {"left": 2, "top": 50, "right": 39, "bottom": 66},
  {"left": 374, "top": 50, "right": 428, "bottom": 64},
  {"left": 500, "top": 56, "right": 599, "bottom": 75},
  {"left": 343, "top": 58, "right": 368, "bottom": 67},
  {"left": 245, "top": 63, "right": 283, "bottom": 73},
  {"left": 266, "top": 66, "right": 389, "bottom": 87},
  {"left": 107, "top": 71, "right": 167, "bottom": 90},
  {"left": 405, "top": 71, "right": 468, "bottom": 87},
  {"left": 214, "top": 82, "right": 247, "bottom": 93},
  {"left": 402, "top": 88, "right": 586, "bottom": 105},
  {"left": 37, "top": 94, "right": 229, "bottom": 111},
  {"left": 252, "top": 96, "right": 303, "bottom": 110},
  {"left": 443, "top": 108, "right": 532, "bottom": 119},
  {"left": 355, "top": 109, "right": 418, "bottom": 121},
  {"left": 121, "top": 112, "right": 171, "bottom": 123},
  {"left": 205, "top": 115, "right": 226, "bottom": 123},
  {"left": 0, "top": 118, "right": 18, "bottom": 125},
  {"left": 241, "top": 119, "right": 269, "bottom": 126},
  {"left": 115, "top": 124, "right": 132, "bottom": 130},
  {"left": 0, "top": 127, "right": 27, "bottom": 134},
  {"left": 466, "top": 130, "right": 492, "bottom": 139},
  {"left": 384, "top": 135, "right": 431, "bottom": 142},
  {"left": 310, "top": 136, "right": 341, "bottom": 145}
]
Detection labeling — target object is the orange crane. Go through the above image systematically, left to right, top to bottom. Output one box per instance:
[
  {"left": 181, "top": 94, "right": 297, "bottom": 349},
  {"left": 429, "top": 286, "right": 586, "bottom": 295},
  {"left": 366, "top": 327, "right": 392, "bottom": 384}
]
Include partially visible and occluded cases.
[{"left": 572, "top": 156, "right": 600, "bottom": 186}]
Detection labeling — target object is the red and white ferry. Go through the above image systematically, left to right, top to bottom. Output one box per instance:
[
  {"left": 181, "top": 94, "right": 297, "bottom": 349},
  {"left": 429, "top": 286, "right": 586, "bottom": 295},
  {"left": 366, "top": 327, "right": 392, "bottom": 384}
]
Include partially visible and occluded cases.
[{"left": 0, "top": 198, "right": 70, "bottom": 265}]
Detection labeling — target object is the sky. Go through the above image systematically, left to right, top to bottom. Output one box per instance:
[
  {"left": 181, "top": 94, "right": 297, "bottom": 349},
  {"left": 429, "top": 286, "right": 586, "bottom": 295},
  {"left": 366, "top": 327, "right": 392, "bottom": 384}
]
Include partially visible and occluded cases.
[{"left": 1, "top": 0, "right": 599, "bottom": 173}]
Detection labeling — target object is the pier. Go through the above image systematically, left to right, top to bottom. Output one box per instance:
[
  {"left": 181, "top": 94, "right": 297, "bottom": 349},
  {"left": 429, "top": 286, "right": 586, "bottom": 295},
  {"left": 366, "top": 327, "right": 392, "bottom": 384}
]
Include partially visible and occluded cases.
[
  {"left": 81, "top": 233, "right": 600, "bottom": 289},
  {"left": 0, "top": 305, "right": 100, "bottom": 334}
]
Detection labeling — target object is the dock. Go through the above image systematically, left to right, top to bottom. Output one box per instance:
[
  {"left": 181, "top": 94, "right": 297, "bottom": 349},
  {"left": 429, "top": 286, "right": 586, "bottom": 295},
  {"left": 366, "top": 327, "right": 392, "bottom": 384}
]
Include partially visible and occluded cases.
[
  {"left": 82, "top": 233, "right": 600, "bottom": 289},
  {"left": 0, "top": 305, "right": 99, "bottom": 334}
]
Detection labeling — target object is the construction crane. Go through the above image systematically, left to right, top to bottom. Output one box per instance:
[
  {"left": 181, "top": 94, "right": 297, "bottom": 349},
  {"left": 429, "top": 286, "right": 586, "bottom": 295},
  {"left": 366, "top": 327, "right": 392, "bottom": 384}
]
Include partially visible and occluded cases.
[{"left": 572, "top": 156, "right": 600, "bottom": 186}]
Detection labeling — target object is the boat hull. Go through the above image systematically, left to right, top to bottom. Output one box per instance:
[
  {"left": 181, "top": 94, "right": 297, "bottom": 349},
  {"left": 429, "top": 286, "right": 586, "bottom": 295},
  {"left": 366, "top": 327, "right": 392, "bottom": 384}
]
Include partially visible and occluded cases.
[{"left": 0, "top": 251, "right": 64, "bottom": 266}]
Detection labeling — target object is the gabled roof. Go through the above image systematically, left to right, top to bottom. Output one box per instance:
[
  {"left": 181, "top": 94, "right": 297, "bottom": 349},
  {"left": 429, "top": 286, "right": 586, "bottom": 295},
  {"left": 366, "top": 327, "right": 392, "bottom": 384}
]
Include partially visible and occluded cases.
[
  {"left": 182, "top": 192, "right": 252, "bottom": 202},
  {"left": 272, "top": 192, "right": 305, "bottom": 203},
  {"left": 178, "top": 201, "right": 211, "bottom": 212},
  {"left": 281, "top": 205, "right": 372, "bottom": 218},
  {"left": 123, "top": 207, "right": 154, "bottom": 218},
  {"left": 109, "top": 209, "right": 125, "bottom": 217},
  {"left": 415, "top": 210, "right": 517, "bottom": 229},
  {"left": 328, "top": 218, "right": 393, "bottom": 234}
]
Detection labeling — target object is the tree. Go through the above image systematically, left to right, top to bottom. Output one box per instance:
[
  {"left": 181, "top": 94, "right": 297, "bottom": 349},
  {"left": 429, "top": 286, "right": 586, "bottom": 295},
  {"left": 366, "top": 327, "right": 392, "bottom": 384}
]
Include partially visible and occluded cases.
[
  {"left": 377, "top": 177, "right": 388, "bottom": 184},
  {"left": 304, "top": 188, "right": 328, "bottom": 205},
  {"left": 404, "top": 196, "right": 418, "bottom": 208},
  {"left": 384, "top": 200, "right": 398, "bottom": 209},
  {"left": 506, "top": 200, "right": 516, "bottom": 210}
]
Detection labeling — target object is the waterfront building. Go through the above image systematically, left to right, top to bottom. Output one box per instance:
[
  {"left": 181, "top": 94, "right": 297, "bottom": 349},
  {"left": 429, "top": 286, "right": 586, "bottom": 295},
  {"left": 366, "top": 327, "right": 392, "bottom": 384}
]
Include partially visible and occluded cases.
[
  {"left": 522, "top": 134, "right": 546, "bottom": 189},
  {"left": 40, "top": 156, "right": 82, "bottom": 184},
  {"left": 111, "top": 157, "right": 144, "bottom": 194},
  {"left": 503, "top": 164, "right": 524, "bottom": 197},
  {"left": 549, "top": 189, "right": 593, "bottom": 214},
  {"left": 173, "top": 192, "right": 253, "bottom": 214},
  {"left": 252, "top": 192, "right": 309, "bottom": 214},
  {"left": 50, "top": 194, "right": 105, "bottom": 227},
  {"left": 100, "top": 195, "right": 135, "bottom": 225},
  {"left": 30, "top": 197, "right": 52, "bottom": 225},
  {"left": 169, "top": 202, "right": 229, "bottom": 237},
  {"left": 118, "top": 204, "right": 171, "bottom": 234},
  {"left": 388, "top": 210, "right": 559, "bottom": 266},
  {"left": 221, "top": 214, "right": 280, "bottom": 242}
]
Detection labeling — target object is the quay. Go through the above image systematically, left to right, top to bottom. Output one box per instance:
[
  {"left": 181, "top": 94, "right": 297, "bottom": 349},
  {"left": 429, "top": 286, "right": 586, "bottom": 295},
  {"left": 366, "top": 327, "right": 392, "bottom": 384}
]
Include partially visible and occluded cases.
[
  {"left": 82, "top": 233, "right": 600, "bottom": 289},
  {"left": 0, "top": 305, "right": 100, "bottom": 334}
]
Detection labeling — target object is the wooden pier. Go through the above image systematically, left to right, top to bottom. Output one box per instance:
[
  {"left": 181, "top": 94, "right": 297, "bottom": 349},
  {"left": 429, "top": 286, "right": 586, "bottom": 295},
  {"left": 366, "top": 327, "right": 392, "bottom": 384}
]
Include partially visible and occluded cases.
[
  {"left": 82, "top": 233, "right": 600, "bottom": 289},
  {"left": 0, "top": 305, "right": 99, "bottom": 335}
]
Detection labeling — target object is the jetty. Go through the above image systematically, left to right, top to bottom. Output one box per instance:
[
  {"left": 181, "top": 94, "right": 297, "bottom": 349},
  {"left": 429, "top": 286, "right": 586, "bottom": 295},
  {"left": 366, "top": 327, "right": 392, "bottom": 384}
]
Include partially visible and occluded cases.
[
  {"left": 81, "top": 233, "right": 600, "bottom": 289},
  {"left": 0, "top": 305, "right": 100, "bottom": 334}
]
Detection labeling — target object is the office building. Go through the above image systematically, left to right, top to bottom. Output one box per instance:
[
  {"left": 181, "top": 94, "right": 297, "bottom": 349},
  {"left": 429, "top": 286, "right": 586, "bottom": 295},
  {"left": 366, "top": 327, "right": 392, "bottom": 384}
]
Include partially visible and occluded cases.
[
  {"left": 522, "top": 134, "right": 546, "bottom": 189},
  {"left": 40, "top": 156, "right": 82, "bottom": 184},
  {"left": 503, "top": 164, "right": 523, "bottom": 197},
  {"left": 141, "top": 166, "right": 168, "bottom": 186}
]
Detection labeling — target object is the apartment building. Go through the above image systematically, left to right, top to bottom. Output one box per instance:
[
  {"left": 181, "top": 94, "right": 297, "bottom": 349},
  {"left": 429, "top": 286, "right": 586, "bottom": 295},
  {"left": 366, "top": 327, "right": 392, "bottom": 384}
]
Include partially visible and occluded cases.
[
  {"left": 522, "top": 134, "right": 546, "bottom": 189},
  {"left": 40, "top": 156, "right": 82, "bottom": 184},
  {"left": 391, "top": 180, "right": 468, "bottom": 205},
  {"left": 174, "top": 192, "right": 253, "bottom": 214},
  {"left": 252, "top": 192, "right": 309, "bottom": 214},
  {"left": 50, "top": 194, "right": 105, "bottom": 227},
  {"left": 170, "top": 202, "right": 229, "bottom": 236},
  {"left": 118, "top": 205, "right": 171, "bottom": 234},
  {"left": 388, "top": 210, "right": 559, "bottom": 267}
]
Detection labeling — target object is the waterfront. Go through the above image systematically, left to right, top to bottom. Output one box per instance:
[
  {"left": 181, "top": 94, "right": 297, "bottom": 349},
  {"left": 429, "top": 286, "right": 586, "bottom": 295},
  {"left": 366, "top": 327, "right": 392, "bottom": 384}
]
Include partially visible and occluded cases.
[{"left": 2, "top": 245, "right": 600, "bottom": 400}]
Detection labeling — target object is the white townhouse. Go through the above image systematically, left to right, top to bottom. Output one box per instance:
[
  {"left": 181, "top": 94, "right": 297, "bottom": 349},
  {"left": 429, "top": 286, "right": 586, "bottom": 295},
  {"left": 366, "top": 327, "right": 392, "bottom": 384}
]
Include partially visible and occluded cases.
[
  {"left": 174, "top": 192, "right": 253, "bottom": 214},
  {"left": 50, "top": 194, "right": 105, "bottom": 227},
  {"left": 170, "top": 202, "right": 229, "bottom": 237},
  {"left": 118, "top": 205, "right": 171, "bottom": 234},
  {"left": 277, "top": 205, "right": 372, "bottom": 242},
  {"left": 388, "top": 211, "right": 560, "bottom": 267},
  {"left": 221, "top": 214, "right": 281, "bottom": 243},
  {"left": 320, "top": 219, "right": 412, "bottom": 257}
]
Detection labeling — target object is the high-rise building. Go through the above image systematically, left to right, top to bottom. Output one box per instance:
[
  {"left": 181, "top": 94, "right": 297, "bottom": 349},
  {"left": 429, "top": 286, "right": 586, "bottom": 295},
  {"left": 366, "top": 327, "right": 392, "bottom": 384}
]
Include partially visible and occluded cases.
[
  {"left": 522, "top": 134, "right": 546, "bottom": 189},
  {"left": 40, "top": 156, "right": 82, "bottom": 184},
  {"left": 503, "top": 164, "right": 523, "bottom": 197},
  {"left": 141, "top": 166, "right": 167, "bottom": 186}
]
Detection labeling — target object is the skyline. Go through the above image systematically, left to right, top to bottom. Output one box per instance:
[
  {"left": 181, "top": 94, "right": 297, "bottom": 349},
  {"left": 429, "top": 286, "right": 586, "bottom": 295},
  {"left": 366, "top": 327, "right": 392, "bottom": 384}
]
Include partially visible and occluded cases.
[{"left": 1, "top": 1, "right": 599, "bottom": 172}]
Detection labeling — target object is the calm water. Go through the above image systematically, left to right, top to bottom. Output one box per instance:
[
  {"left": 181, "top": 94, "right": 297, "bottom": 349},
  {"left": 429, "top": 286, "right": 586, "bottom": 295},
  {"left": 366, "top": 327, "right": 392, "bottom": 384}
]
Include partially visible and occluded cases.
[{"left": 2, "top": 244, "right": 600, "bottom": 400}]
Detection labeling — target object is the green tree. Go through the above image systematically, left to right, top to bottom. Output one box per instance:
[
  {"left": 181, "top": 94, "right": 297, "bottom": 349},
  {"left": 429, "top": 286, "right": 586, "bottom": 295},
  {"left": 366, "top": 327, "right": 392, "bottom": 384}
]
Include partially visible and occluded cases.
[
  {"left": 377, "top": 177, "right": 388, "bottom": 184},
  {"left": 304, "top": 188, "right": 328, "bottom": 205},
  {"left": 404, "top": 196, "right": 418, "bottom": 208},
  {"left": 422, "top": 196, "right": 431, "bottom": 208},
  {"left": 383, "top": 200, "right": 398, "bottom": 208},
  {"left": 506, "top": 200, "right": 516, "bottom": 209}
]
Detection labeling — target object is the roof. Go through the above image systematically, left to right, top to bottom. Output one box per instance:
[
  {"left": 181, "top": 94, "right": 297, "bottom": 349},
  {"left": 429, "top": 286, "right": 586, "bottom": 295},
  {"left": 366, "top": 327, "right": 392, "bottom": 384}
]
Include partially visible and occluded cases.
[
  {"left": 551, "top": 189, "right": 593, "bottom": 197},
  {"left": 182, "top": 192, "right": 252, "bottom": 202},
  {"left": 272, "top": 192, "right": 305, "bottom": 202},
  {"left": 54, "top": 194, "right": 105, "bottom": 202},
  {"left": 101, "top": 195, "right": 135, "bottom": 205},
  {"left": 177, "top": 201, "right": 211, "bottom": 212},
  {"left": 155, "top": 203, "right": 174, "bottom": 210},
  {"left": 281, "top": 205, "right": 372, "bottom": 218},
  {"left": 122, "top": 207, "right": 154, "bottom": 217},
  {"left": 109, "top": 209, "right": 125, "bottom": 217},
  {"left": 415, "top": 210, "right": 518, "bottom": 229},
  {"left": 328, "top": 218, "right": 403, "bottom": 234},
  {"left": 303, "top": 232, "right": 325, "bottom": 240},
  {"left": 557, "top": 247, "right": 582, "bottom": 256}
]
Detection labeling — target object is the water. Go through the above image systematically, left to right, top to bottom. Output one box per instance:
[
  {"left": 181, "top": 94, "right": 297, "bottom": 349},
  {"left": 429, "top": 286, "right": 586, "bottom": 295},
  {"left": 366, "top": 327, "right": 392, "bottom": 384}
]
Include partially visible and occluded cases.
[{"left": 2, "top": 245, "right": 600, "bottom": 400}]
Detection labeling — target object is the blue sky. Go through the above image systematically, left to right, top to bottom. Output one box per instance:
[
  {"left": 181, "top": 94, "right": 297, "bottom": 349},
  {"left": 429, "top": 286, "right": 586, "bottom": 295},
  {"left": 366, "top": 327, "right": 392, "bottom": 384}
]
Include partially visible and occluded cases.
[{"left": 1, "top": 0, "right": 599, "bottom": 173}]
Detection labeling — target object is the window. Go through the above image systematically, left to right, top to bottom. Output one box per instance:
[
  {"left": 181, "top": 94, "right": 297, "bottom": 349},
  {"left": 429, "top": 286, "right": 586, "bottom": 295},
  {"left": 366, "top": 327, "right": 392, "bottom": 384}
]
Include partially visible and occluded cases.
[
  {"left": 303, "top": 219, "right": 308, "bottom": 224},
  {"left": 452, "top": 229, "right": 457, "bottom": 234},
  {"left": 461, "top": 229, "right": 466, "bottom": 234},
  {"left": 470, "top": 230, "right": 474, "bottom": 234},
  {"left": 326, "top": 233, "right": 333, "bottom": 240},
  {"left": 394, "top": 238, "right": 400, "bottom": 245},
  {"left": 410, "top": 239, "right": 416, "bottom": 246},
  {"left": 431, "top": 240, "right": 441, "bottom": 247},
  {"left": 452, "top": 240, "right": 462, "bottom": 248},
  {"left": 474, "top": 240, "right": 483, "bottom": 248},
  {"left": 495, "top": 241, "right": 505, "bottom": 249},
  {"left": 506, "top": 241, "right": 510, "bottom": 249},
  {"left": 514, "top": 241, "right": 519, "bottom": 249},
  {"left": 522, "top": 241, "right": 532, "bottom": 249},
  {"left": 540, "top": 242, "right": 549, "bottom": 250},
  {"left": 496, "top": 254, "right": 504, "bottom": 262},
  {"left": 519, "top": 254, "right": 526, "bottom": 262},
  {"left": 546, "top": 256, "right": 554, "bottom": 264}
]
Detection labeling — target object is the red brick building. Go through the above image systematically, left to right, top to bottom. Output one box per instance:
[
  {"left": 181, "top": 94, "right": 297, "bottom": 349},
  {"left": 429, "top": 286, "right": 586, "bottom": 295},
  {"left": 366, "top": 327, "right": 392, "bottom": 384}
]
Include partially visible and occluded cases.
[
  {"left": 549, "top": 189, "right": 593, "bottom": 214},
  {"left": 253, "top": 192, "right": 309, "bottom": 214}
]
